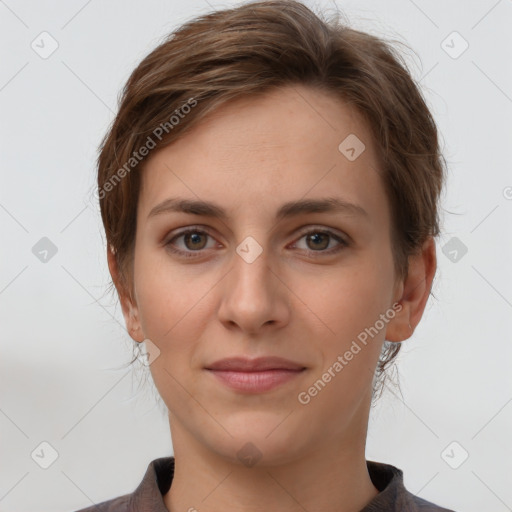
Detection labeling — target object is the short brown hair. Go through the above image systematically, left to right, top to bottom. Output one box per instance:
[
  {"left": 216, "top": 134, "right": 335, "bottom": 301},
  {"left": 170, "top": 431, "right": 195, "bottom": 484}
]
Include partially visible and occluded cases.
[{"left": 97, "top": 0, "right": 446, "bottom": 401}]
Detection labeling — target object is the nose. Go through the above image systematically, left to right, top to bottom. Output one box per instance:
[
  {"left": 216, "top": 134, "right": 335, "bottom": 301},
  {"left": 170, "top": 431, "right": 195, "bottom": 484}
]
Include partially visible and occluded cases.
[{"left": 217, "top": 241, "right": 290, "bottom": 335}]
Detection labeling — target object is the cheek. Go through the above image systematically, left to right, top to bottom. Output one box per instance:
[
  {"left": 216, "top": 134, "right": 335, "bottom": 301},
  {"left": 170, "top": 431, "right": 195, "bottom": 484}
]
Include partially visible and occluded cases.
[
  {"left": 133, "top": 245, "right": 211, "bottom": 340},
  {"left": 132, "top": 248, "right": 224, "bottom": 402},
  {"left": 133, "top": 261, "right": 207, "bottom": 409},
  {"left": 301, "top": 261, "right": 392, "bottom": 344},
  {"left": 295, "top": 265, "right": 389, "bottom": 413}
]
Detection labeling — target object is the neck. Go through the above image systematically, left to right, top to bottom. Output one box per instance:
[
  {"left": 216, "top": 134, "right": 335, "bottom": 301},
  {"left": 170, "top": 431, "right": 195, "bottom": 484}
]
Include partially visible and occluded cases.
[{"left": 164, "top": 415, "right": 379, "bottom": 512}]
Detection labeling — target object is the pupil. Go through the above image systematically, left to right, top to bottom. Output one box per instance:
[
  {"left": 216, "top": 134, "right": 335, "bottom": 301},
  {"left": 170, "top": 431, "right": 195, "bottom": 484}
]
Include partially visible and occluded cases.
[
  {"left": 187, "top": 232, "right": 204, "bottom": 249},
  {"left": 309, "top": 233, "right": 328, "bottom": 250}
]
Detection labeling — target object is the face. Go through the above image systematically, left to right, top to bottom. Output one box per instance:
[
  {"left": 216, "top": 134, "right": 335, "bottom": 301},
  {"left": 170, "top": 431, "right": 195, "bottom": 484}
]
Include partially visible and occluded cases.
[{"left": 114, "top": 84, "right": 416, "bottom": 466}]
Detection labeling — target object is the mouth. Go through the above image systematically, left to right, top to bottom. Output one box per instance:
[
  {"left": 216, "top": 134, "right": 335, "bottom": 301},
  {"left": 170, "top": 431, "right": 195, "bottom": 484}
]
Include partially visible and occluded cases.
[{"left": 204, "top": 357, "right": 307, "bottom": 393}]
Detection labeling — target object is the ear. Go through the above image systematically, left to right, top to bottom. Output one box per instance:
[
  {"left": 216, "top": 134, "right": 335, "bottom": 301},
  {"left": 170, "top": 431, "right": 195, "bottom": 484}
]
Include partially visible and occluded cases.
[
  {"left": 386, "top": 237, "right": 437, "bottom": 342},
  {"left": 107, "top": 246, "right": 145, "bottom": 343}
]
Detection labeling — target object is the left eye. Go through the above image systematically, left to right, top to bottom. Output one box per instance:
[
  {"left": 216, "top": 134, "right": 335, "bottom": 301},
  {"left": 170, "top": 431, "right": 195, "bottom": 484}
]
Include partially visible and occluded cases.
[
  {"left": 165, "top": 228, "right": 348, "bottom": 259},
  {"left": 292, "top": 229, "right": 348, "bottom": 254}
]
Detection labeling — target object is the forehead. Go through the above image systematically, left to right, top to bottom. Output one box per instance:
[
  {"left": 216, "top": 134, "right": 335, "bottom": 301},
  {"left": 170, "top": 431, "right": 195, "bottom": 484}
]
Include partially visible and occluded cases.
[{"left": 138, "top": 84, "right": 387, "bottom": 225}]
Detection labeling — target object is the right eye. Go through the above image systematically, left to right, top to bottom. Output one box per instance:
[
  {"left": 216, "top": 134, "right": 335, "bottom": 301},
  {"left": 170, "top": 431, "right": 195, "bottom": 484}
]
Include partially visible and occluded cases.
[{"left": 165, "top": 228, "right": 219, "bottom": 259}]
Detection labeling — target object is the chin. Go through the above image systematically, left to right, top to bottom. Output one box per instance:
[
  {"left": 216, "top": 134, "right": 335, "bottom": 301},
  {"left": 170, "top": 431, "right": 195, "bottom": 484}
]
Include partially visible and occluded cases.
[{"left": 205, "top": 417, "right": 306, "bottom": 468}]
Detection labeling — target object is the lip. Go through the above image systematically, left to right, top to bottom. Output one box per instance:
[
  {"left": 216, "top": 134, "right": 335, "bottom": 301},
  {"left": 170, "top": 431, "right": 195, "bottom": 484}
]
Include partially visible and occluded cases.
[
  {"left": 205, "top": 356, "right": 306, "bottom": 372},
  {"left": 205, "top": 357, "right": 307, "bottom": 393}
]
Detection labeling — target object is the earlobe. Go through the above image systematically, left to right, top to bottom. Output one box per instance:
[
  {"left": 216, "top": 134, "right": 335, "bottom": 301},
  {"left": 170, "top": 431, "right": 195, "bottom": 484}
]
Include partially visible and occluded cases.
[
  {"left": 385, "top": 237, "right": 437, "bottom": 343},
  {"left": 107, "top": 246, "right": 145, "bottom": 343},
  {"left": 385, "top": 302, "right": 412, "bottom": 342},
  {"left": 125, "top": 305, "right": 145, "bottom": 343}
]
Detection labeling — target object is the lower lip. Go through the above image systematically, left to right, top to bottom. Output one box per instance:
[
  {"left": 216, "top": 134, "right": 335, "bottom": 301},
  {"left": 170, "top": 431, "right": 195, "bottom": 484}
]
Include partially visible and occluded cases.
[{"left": 207, "top": 369, "right": 305, "bottom": 392}]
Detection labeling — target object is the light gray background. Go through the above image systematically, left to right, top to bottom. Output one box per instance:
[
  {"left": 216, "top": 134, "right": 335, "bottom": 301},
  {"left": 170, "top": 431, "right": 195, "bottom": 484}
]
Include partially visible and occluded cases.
[{"left": 1, "top": 1, "right": 511, "bottom": 511}]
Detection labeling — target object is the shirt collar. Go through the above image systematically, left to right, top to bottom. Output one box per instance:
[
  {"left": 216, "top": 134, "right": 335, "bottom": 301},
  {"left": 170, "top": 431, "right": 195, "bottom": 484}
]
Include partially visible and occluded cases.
[{"left": 127, "top": 456, "right": 419, "bottom": 512}]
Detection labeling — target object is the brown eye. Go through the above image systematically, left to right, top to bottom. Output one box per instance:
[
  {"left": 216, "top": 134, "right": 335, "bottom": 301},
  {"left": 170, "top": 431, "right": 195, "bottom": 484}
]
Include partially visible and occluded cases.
[
  {"left": 165, "top": 226, "right": 349, "bottom": 260},
  {"left": 165, "top": 228, "right": 217, "bottom": 259},
  {"left": 292, "top": 228, "right": 349, "bottom": 256},
  {"left": 183, "top": 231, "right": 208, "bottom": 250},
  {"left": 305, "top": 232, "right": 330, "bottom": 251}
]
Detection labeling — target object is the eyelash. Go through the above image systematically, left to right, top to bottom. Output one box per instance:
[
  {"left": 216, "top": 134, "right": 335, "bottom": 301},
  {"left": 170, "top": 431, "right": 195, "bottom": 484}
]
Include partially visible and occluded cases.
[{"left": 164, "top": 226, "right": 349, "bottom": 260}]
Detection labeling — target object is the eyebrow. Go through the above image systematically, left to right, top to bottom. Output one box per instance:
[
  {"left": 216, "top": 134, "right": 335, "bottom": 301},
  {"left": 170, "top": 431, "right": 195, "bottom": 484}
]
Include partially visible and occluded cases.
[{"left": 147, "top": 196, "right": 369, "bottom": 221}]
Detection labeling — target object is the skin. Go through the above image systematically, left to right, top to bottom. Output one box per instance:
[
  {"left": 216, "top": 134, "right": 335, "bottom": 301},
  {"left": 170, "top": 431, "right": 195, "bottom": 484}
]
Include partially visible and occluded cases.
[{"left": 108, "top": 84, "right": 436, "bottom": 512}]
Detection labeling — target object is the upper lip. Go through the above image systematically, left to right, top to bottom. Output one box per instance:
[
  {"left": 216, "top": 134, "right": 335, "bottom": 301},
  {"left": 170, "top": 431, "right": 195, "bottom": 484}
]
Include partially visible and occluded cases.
[{"left": 205, "top": 357, "right": 306, "bottom": 372}]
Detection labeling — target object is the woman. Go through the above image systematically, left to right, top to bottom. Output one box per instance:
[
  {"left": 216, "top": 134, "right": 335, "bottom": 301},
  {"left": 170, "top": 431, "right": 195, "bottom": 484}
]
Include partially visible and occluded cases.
[{"left": 76, "top": 1, "right": 455, "bottom": 510}]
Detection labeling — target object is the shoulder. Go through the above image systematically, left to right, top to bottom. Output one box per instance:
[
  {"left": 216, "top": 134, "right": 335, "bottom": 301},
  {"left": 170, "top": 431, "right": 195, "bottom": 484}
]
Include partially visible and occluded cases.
[
  {"left": 365, "top": 460, "right": 458, "bottom": 512},
  {"left": 406, "top": 492, "right": 457, "bottom": 512},
  {"left": 72, "top": 493, "right": 131, "bottom": 512}
]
